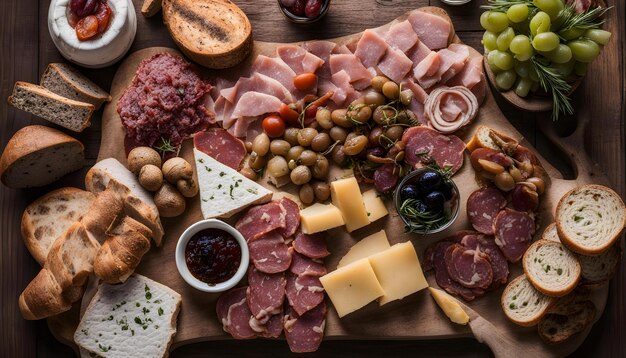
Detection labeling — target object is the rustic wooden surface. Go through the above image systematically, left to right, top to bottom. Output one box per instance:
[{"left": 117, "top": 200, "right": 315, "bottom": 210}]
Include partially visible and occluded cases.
[{"left": 0, "top": 0, "right": 623, "bottom": 357}]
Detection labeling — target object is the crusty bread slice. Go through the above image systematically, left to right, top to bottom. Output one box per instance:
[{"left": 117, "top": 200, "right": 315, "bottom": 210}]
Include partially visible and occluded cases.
[
  {"left": 142, "top": 0, "right": 162, "bottom": 17},
  {"left": 162, "top": 0, "right": 253, "bottom": 69},
  {"left": 40, "top": 63, "right": 111, "bottom": 110},
  {"left": 8, "top": 82, "right": 94, "bottom": 132},
  {"left": 0, "top": 125, "right": 85, "bottom": 188},
  {"left": 465, "top": 125, "right": 516, "bottom": 152},
  {"left": 556, "top": 184, "right": 626, "bottom": 255},
  {"left": 21, "top": 187, "right": 96, "bottom": 265},
  {"left": 542, "top": 223, "right": 560, "bottom": 242},
  {"left": 523, "top": 239, "right": 581, "bottom": 297},
  {"left": 577, "top": 244, "right": 621, "bottom": 286},
  {"left": 19, "top": 269, "right": 72, "bottom": 320},
  {"left": 74, "top": 274, "right": 181, "bottom": 358},
  {"left": 501, "top": 274, "right": 554, "bottom": 327},
  {"left": 537, "top": 300, "right": 596, "bottom": 344}
]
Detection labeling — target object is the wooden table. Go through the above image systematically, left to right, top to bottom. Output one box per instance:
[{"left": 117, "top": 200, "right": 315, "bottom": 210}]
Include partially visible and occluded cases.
[{"left": 1, "top": 0, "right": 624, "bottom": 356}]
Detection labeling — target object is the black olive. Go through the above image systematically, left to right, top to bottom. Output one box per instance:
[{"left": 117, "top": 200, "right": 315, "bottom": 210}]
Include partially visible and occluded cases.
[
  {"left": 419, "top": 171, "right": 442, "bottom": 193},
  {"left": 440, "top": 181, "right": 453, "bottom": 200},
  {"left": 400, "top": 184, "right": 420, "bottom": 201},
  {"left": 425, "top": 191, "right": 445, "bottom": 212},
  {"left": 412, "top": 199, "right": 429, "bottom": 214}
]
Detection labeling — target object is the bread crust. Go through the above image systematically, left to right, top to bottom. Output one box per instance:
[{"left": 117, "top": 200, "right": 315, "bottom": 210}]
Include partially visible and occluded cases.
[{"left": 522, "top": 239, "right": 581, "bottom": 298}]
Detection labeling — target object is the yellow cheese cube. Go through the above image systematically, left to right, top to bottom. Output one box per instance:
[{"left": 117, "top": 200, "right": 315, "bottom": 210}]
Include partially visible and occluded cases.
[
  {"left": 330, "top": 177, "right": 369, "bottom": 232},
  {"left": 362, "top": 189, "right": 388, "bottom": 223},
  {"left": 299, "top": 203, "right": 345, "bottom": 234},
  {"left": 337, "top": 230, "right": 390, "bottom": 268},
  {"left": 368, "top": 242, "right": 428, "bottom": 305},
  {"left": 319, "top": 259, "right": 385, "bottom": 318},
  {"left": 428, "top": 287, "right": 469, "bottom": 325}
]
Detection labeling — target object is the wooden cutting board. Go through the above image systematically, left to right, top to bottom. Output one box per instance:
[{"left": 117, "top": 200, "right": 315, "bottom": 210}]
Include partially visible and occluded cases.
[{"left": 48, "top": 7, "right": 612, "bottom": 357}]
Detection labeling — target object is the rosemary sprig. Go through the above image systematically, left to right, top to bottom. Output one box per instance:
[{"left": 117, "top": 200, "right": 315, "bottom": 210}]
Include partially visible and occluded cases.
[
  {"left": 481, "top": 0, "right": 536, "bottom": 12},
  {"left": 558, "top": 4, "right": 610, "bottom": 32},
  {"left": 530, "top": 56, "right": 573, "bottom": 120},
  {"left": 154, "top": 137, "right": 177, "bottom": 153},
  {"left": 400, "top": 198, "right": 449, "bottom": 232}
]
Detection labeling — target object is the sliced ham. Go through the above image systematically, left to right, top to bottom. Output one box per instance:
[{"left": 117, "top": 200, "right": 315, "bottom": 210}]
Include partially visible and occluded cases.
[
  {"left": 407, "top": 10, "right": 451, "bottom": 50},
  {"left": 384, "top": 20, "right": 419, "bottom": 53},
  {"left": 354, "top": 30, "right": 389, "bottom": 69},
  {"left": 407, "top": 38, "right": 431, "bottom": 66},
  {"left": 304, "top": 40, "right": 336, "bottom": 80},
  {"left": 277, "top": 44, "right": 324, "bottom": 74},
  {"left": 332, "top": 44, "right": 352, "bottom": 54},
  {"left": 439, "top": 45, "right": 470, "bottom": 83},
  {"left": 377, "top": 48, "right": 413, "bottom": 84},
  {"left": 413, "top": 51, "right": 441, "bottom": 88},
  {"left": 329, "top": 54, "right": 373, "bottom": 84},
  {"left": 252, "top": 55, "right": 297, "bottom": 92},
  {"left": 447, "top": 55, "right": 483, "bottom": 89},
  {"left": 331, "top": 70, "right": 360, "bottom": 107},
  {"left": 402, "top": 79, "right": 429, "bottom": 104},
  {"left": 424, "top": 86, "right": 479, "bottom": 134},
  {"left": 230, "top": 92, "right": 282, "bottom": 119},
  {"left": 228, "top": 116, "right": 260, "bottom": 139},
  {"left": 402, "top": 126, "right": 465, "bottom": 174},
  {"left": 193, "top": 128, "right": 246, "bottom": 170},
  {"left": 373, "top": 163, "right": 399, "bottom": 193},
  {"left": 467, "top": 187, "right": 507, "bottom": 235},
  {"left": 278, "top": 197, "right": 300, "bottom": 238},
  {"left": 236, "top": 202, "right": 286, "bottom": 242},
  {"left": 493, "top": 208, "right": 536, "bottom": 263},
  {"left": 248, "top": 231, "right": 292, "bottom": 274},
  {"left": 293, "top": 231, "right": 330, "bottom": 259},
  {"left": 461, "top": 234, "right": 509, "bottom": 288},
  {"left": 444, "top": 243, "right": 493, "bottom": 290},
  {"left": 290, "top": 250, "right": 327, "bottom": 277},
  {"left": 247, "top": 267, "right": 286, "bottom": 321},
  {"left": 286, "top": 272, "right": 325, "bottom": 316},
  {"left": 216, "top": 287, "right": 256, "bottom": 339},
  {"left": 284, "top": 302, "right": 326, "bottom": 353}
]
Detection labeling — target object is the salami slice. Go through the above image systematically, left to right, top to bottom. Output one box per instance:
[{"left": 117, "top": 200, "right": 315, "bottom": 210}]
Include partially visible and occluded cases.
[
  {"left": 402, "top": 126, "right": 465, "bottom": 174},
  {"left": 194, "top": 128, "right": 246, "bottom": 170},
  {"left": 374, "top": 163, "right": 399, "bottom": 193},
  {"left": 467, "top": 187, "right": 507, "bottom": 235},
  {"left": 278, "top": 197, "right": 300, "bottom": 238},
  {"left": 236, "top": 202, "right": 286, "bottom": 242},
  {"left": 493, "top": 208, "right": 536, "bottom": 263},
  {"left": 248, "top": 231, "right": 292, "bottom": 273},
  {"left": 293, "top": 231, "right": 330, "bottom": 259},
  {"left": 461, "top": 234, "right": 509, "bottom": 288},
  {"left": 432, "top": 241, "right": 484, "bottom": 301},
  {"left": 445, "top": 244, "right": 493, "bottom": 289},
  {"left": 290, "top": 251, "right": 327, "bottom": 277},
  {"left": 246, "top": 267, "right": 286, "bottom": 321},
  {"left": 286, "top": 272, "right": 325, "bottom": 316},
  {"left": 216, "top": 287, "right": 256, "bottom": 339},
  {"left": 284, "top": 302, "right": 326, "bottom": 353}
]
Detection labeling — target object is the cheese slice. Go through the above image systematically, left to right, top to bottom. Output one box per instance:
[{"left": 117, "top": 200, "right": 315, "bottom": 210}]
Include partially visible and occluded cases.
[
  {"left": 194, "top": 148, "right": 272, "bottom": 219},
  {"left": 330, "top": 177, "right": 369, "bottom": 232},
  {"left": 362, "top": 189, "right": 389, "bottom": 223},
  {"left": 299, "top": 202, "right": 345, "bottom": 234},
  {"left": 337, "top": 230, "right": 390, "bottom": 268},
  {"left": 368, "top": 242, "right": 428, "bottom": 305},
  {"left": 319, "top": 259, "right": 385, "bottom": 318},
  {"left": 428, "top": 287, "right": 469, "bottom": 325}
]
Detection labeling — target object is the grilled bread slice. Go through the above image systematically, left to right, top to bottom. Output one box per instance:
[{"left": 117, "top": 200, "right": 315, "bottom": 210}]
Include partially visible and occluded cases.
[
  {"left": 162, "top": 0, "right": 253, "bottom": 69},
  {"left": 40, "top": 63, "right": 111, "bottom": 110},
  {"left": 556, "top": 184, "right": 626, "bottom": 255},
  {"left": 523, "top": 239, "right": 581, "bottom": 297},
  {"left": 577, "top": 244, "right": 621, "bottom": 286},
  {"left": 501, "top": 274, "right": 554, "bottom": 327}
]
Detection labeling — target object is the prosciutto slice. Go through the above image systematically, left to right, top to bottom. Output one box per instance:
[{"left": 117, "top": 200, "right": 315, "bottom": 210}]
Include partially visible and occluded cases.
[
  {"left": 407, "top": 38, "right": 431, "bottom": 66},
  {"left": 304, "top": 40, "right": 336, "bottom": 80},
  {"left": 277, "top": 44, "right": 324, "bottom": 74},
  {"left": 439, "top": 45, "right": 470, "bottom": 83},
  {"left": 413, "top": 51, "right": 441, "bottom": 88},
  {"left": 329, "top": 54, "right": 373, "bottom": 84},
  {"left": 252, "top": 55, "right": 297, "bottom": 92},
  {"left": 424, "top": 86, "right": 479, "bottom": 134},
  {"left": 230, "top": 92, "right": 282, "bottom": 119},
  {"left": 402, "top": 126, "right": 465, "bottom": 174},
  {"left": 193, "top": 128, "right": 246, "bottom": 170},
  {"left": 236, "top": 202, "right": 286, "bottom": 242},
  {"left": 494, "top": 208, "right": 536, "bottom": 262},
  {"left": 248, "top": 231, "right": 292, "bottom": 274},
  {"left": 284, "top": 302, "right": 326, "bottom": 353}
]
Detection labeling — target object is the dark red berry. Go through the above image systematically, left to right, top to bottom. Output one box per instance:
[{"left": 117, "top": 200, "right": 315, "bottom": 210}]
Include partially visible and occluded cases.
[{"left": 304, "top": 0, "right": 322, "bottom": 18}]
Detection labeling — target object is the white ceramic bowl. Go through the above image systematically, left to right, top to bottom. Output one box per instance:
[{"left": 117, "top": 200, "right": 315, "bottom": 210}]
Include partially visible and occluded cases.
[{"left": 175, "top": 219, "right": 249, "bottom": 293}]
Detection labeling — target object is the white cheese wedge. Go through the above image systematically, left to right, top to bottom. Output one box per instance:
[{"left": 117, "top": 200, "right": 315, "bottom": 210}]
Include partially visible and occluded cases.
[
  {"left": 194, "top": 148, "right": 272, "bottom": 219},
  {"left": 330, "top": 177, "right": 370, "bottom": 232},
  {"left": 362, "top": 189, "right": 389, "bottom": 223},
  {"left": 299, "top": 202, "right": 345, "bottom": 234},
  {"left": 337, "top": 230, "right": 390, "bottom": 268},
  {"left": 368, "top": 242, "right": 429, "bottom": 305},
  {"left": 319, "top": 259, "right": 385, "bottom": 318},
  {"left": 428, "top": 287, "right": 470, "bottom": 325}
]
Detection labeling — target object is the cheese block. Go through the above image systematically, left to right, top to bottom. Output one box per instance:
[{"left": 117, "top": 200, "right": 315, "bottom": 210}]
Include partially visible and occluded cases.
[
  {"left": 194, "top": 148, "right": 272, "bottom": 218},
  {"left": 330, "top": 177, "right": 370, "bottom": 232},
  {"left": 363, "top": 189, "right": 389, "bottom": 223},
  {"left": 299, "top": 203, "right": 345, "bottom": 234},
  {"left": 337, "top": 230, "right": 390, "bottom": 268},
  {"left": 368, "top": 242, "right": 428, "bottom": 305},
  {"left": 319, "top": 259, "right": 384, "bottom": 318},
  {"left": 428, "top": 287, "right": 469, "bottom": 325}
]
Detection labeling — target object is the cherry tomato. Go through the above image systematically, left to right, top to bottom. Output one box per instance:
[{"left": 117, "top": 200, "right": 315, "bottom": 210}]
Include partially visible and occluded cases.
[
  {"left": 289, "top": 0, "right": 306, "bottom": 16},
  {"left": 305, "top": 0, "right": 322, "bottom": 18},
  {"left": 94, "top": 1, "right": 112, "bottom": 33},
  {"left": 76, "top": 15, "right": 99, "bottom": 41},
  {"left": 293, "top": 73, "right": 317, "bottom": 91},
  {"left": 278, "top": 103, "right": 300, "bottom": 126},
  {"left": 262, "top": 115, "right": 286, "bottom": 138}
]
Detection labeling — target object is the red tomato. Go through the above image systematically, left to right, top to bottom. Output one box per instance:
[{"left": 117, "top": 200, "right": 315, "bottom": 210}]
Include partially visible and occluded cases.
[
  {"left": 94, "top": 1, "right": 112, "bottom": 33},
  {"left": 75, "top": 15, "right": 99, "bottom": 41},
  {"left": 293, "top": 73, "right": 318, "bottom": 91},
  {"left": 278, "top": 103, "right": 300, "bottom": 126},
  {"left": 262, "top": 115, "right": 286, "bottom": 138}
]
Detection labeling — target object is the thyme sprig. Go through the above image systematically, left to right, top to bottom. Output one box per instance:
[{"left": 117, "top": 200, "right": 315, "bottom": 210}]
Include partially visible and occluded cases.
[{"left": 154, "top": 137, "right": 177, "bottom": 153}]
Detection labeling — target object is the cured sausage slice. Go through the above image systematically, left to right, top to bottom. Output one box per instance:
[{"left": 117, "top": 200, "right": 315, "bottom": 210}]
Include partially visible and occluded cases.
[
  {"left": 402, "top": 126, "right": 465, "bottom": 174},
  {"left": 193, "top": 128, "right": 246, "bottom": 170},
  {"left": 374, "top": 163, "right": 399, "bottom": 193},
  {"left": 467, "top": 187, "right": 507, "bottom": 235},
  {"left": 278, "top": 197, "right": 300, "bottom": 238},
  {"left": 235, "top": 202, "right": 286, "bottom": 242},
  {"left": 493, "top": 208, "right": 536, "bottom": 263},
  {"left": 248, "top": 231, "right": 292, "bottom": 274},
  {"left": 293, "top": 231, "right": 330, "bottom": 259},
  {"left": 460, "top": 234, "right": 509, "bottom": 288},
  {"left": 431, "top": 241, "right": 484, "bottom": 301},
  {"left": 444, "top": 244, "right": 493, "bottom": 290},
  {"left": 290, "top": 250, "right": 327, "bottom": 277},
  {"left": 246, "top": 267, "right": 286, "bottom": 321},
  {"left": 286, "top": 272, "right": 325, "bottom": 316},
  {"left": 216, "top": 287, "right": 256, "bottom": 339},
  {"left": 284, "top": 302, "right": 326, "bottom": 353},
  {"left": 255, "top": 311, "right": 284, "bottom": 338}
]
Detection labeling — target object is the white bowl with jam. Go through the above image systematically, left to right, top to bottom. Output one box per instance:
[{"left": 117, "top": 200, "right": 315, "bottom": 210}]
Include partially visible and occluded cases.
[{"left": 175, "top": 219, "right": 249, "bottom": 293}]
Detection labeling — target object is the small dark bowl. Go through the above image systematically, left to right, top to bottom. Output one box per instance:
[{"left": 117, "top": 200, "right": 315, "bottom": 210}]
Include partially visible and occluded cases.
[{"left": 277, "top": 0, "right": 331, "bottom": 24}]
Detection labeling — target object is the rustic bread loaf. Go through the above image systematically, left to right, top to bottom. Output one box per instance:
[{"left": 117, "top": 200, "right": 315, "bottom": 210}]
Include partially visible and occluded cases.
[
  {"left": 142, "top": 0, "right": 162, "bottom": 17},
  {"left": 162, "top": 0, "right": 253, "bottom": 69},
  {"left": 40, "top": 63, "right": 111, "bottom": 110},
  {"left": 7, "top": 82, "right": 94, "bottom": 132},
  {"left": 0, "top": 125, "right": 85, "bottom": 188},
  {"left": 465, "top": 125, "right": 515, "bottom": 152},
  {"left": 556, "top": 184, "right": 626, "bottom": 255},
  {"left": 21, "top": 187, "right": 95, "bottom": 265},
  {"left": 81, "top": 189, "right": 125, "bottom": 243},
  {"left": 541, "top": 223, "right": 560, "bottom": 242},
  {"left": 522, "top": 239, "right": 581, "bottom": 297},
  {"left": 577, "top": 244, "right": 621, "bottom": 286},
  {"left": 18, "top": 269, "right": 72, "bottom": 320},
  {"left": 74, "top": 274, "right": 181, "bottom": 358},
  {"left": 501, "top": 274, "right": 554, "bottom": 327},
  {"left": 537, "top": 300, "right": 596, "bottom": 344}
]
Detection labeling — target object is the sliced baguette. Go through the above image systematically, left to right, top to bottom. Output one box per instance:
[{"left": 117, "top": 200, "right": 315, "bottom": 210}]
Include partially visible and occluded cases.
[
  {"left": 142, "top": 0, "right": 162, "bottom": 17},
  {"left": 162, "top": 0, "right": 253, "bottom": 69},
  {"left": 40, "top": 63, "right": 111, "bottom": 110},
  {"left": 8, "top": 82, "right": 94, "bottom": 132},
  {"left": 0, "top": 125, "right": 85, "bottom": 188},
  {"left": 465, "top": 125, "right": 516, "bottom": 152},
  {"left": 556, "top": 184, "right": 626, "bottom": 255},
  {"left": 21, "top": 187, "right": 96, "bottom": 265},
  {"left": 542, "top": 222, "right": 560, "bottom": 242},
  {"left": 522, "top": 239, "right": 581, "bottom": 297},
  {"left": 577, "top": 244, "right": 621, "bottom": 286},
  {"left": 74, "top": 274, "right": 181, "bottom": 358},
  {"left": 501, "top": 274, "right": 554, "bottom": 327},
  {"left": 537, "top": 300, "right": 596, "bottom": 344}
]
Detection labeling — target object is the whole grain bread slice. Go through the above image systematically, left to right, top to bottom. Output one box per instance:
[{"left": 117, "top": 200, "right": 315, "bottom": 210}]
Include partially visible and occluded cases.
[
  {"left": 40, "top": 63, "right": 111, "bottom": 110},
  {"left": 8, "top": 82, "right": 94, "bottom": 132},
  {"left": 522, "top": 239, "right": 581, "bottom": 297},
  {"left": 501, "top": 274, "right": 554, "bottom": 327},
  {"left": 537, "top": 300, "right": 596, "bottom": 344}
]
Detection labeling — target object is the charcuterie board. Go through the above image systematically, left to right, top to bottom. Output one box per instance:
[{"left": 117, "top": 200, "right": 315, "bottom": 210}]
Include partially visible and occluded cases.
[{"left": 47, "top": 7, "right": 612, "bottom": 357}]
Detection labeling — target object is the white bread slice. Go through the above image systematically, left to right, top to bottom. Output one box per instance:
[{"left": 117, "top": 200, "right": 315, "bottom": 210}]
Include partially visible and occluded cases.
[
  {"left": 142, "top": 0, "right": 162, "bottom": 17},
  {"left": 162, "top": 0, "right": 253, "bottom": 69},
  {"left": 40, "top": 63, "right": 111, "bottom": 110},
  {"left": 8, "top": 82, "right": 94, "bottom": 132},
  {"left": 0, "top": 125, "right": 85, "bottom": 188},
  {"left": 465, "top": 125, "right": 516, "bottom": 152},
  {"left": 194, "top": 148, "right": 272, "bottom": 218},
  {"left": 85, "top": 158, "right": 165, "bottom": 246},
  {"left": 556, "top": 184, "right": 626, "bottom": 255},
  {"left": 21, "top": 187, "right": 96, "bottom": 266},
  {"left": 542, "top": 223, "right": 560, "bottom": 242},
  {"left": 522, "top": 239, "right": 581, "bottom": 297},
  {"left": 577, "top": 244, "right": 621, "bottom": 285},
  {"left": 74, "top": 274, "right": 181, "bottom": 358},
  {"left": 501, "top": 274, "right": 554, "bottom": 327},
  {"left": 537, "top": 300, "right": 596, "bottom": 344}
]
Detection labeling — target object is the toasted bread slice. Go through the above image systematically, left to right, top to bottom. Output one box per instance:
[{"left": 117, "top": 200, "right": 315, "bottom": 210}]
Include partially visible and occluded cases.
[
  {"left": 40, "top": 63, "right": 111, "bottom": 110},
  {"left": 466, "top": 125, "right": 516, "bottom": 152},
  {"left": 523, "top": 239, "right": 581, "bottom": 297},
  {"left": 501, "top": 274, "right": 554, "bottom": 327}
]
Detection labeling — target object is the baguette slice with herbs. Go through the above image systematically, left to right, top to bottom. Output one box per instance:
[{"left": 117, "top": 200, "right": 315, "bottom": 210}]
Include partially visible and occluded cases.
[
  {"left": 40, "top": 63, "right": 111, "bottom": 110},
  {"left": 541, "top": 222, "right": 560, "bottom": 242},
  {"left": 522, "top": 239, "right": 581, "bottom": 297},
  {"left": 577, "top": 244, "right": 621, "bottom": 286},
  {"left": 501, "top": 274, "right": 554, "bottom": 327}
]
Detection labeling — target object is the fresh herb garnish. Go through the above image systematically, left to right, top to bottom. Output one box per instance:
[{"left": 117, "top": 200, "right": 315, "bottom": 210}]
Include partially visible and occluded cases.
[
  {"left": 530, "top": 57, "right": 573, "bottom": 121},
  {"left": 154, "top": 137, "right": 177, "bottom": 154}
]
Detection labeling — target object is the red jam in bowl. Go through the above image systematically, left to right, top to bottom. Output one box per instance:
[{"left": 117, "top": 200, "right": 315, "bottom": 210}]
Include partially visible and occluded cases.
[{"left": 184, "top": 228, "right": 242, "bottom": 286}]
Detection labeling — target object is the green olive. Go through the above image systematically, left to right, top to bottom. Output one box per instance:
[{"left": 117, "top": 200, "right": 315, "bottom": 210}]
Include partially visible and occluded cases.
[
  {"left": 371, "top": 76, "right": 389, "bottom": 92},
  {"left": 382, "top": 81, "right": 400, "bottom": 99},
  {"left": 399, "top": 89, "right": 413, "bottom": 106},
  {"left": 364, "top": 91, "right": 386, "bottom": 106},
  {"left": 350, "top": 105, "right": 372, "bottom": 124},
  {"left": 373, "top": 106, "right": 396, "bottom": 125},
  {"left": 316, "top": 107, "right": 333, "bottom": 129},
  {"left": 331, "top": 109, "right": 353, "bottom": 128},
  {"left": 329, "top": 126, "right": 348, "bottom": 143},
  {"left": 384, "top": 126, "right": 404, "bottom": 142},
  {"left": 284, "top": 127, "right": 300, "bottom": 146},
  {"left": 297, "top": 128, "right": 318, "bottom": 147},
  {"left": 310, "top": 132, "right": 332, "bottom": 152},
  {"left": 252, "top": 133, "right": 270, "bottom": 156},
  {"left": 343, "top": 135, "right": 369, "bottom": 156},
  {"left": 270, "top": 139, "right": 291, "bottom": 156},
  {"left": 286, "top": 145, "right": 305, "bottom": 162},
  {"left": 332, "top": 145, "right": 347, "bottom": 166},
  {"left": 299, "top": 149, "right": 318, "bottom": 166},
  {"left": 311, "top": 155, "right": 330, "bottom": 179},
  {"left": 267, "top": 156, "right": 289, "bottom": 177},
  {"left": 290, "top": 165, "right": 312, "bottom": 185},
  {"left": 312, "top": 181, "right": 331, "bottom": 201},
  {"left": 299, "top": 184, "right": 315, "bottom": 205}
]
